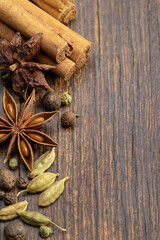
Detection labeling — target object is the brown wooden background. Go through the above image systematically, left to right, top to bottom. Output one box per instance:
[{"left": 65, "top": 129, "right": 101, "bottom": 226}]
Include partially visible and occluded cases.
[{"left": 0, "top": 0, "right": 160, "bottom": 239}]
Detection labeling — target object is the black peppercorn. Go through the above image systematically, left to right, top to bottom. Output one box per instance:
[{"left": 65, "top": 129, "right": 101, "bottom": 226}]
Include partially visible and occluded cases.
[
  {"left": 42, "top": 92, "right": 61, "bottom": 111},
  {"left": 61, "top": 112, "right": 79, "bottom": 128},
  {"left": 0, "top": 169, "right": 15, "bottom": 191},
  {"left": 17, "top": 177, "right": 28, "bottom": 189},
  {"left": 0, "top": 189, "right": 5, "bottom": 199},
  {"left": 3, "top": 192, "right": 17, "bottom": 205},
  {"left": 4, "top": 219, "right": 26, "bottom": 240}
]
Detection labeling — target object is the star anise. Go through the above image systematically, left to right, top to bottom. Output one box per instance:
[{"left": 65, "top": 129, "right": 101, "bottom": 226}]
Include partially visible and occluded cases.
[
  {"left": 0, "top": 32, "right": 54, "bottom": 99},
  {"left": 0, "top": 88, "right": 58, "bottom": 171}
]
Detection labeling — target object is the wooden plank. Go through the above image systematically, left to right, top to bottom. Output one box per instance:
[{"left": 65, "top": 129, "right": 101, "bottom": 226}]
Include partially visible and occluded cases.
[{"left": 0, "top": 0, "right": 159, "bottom": 239}]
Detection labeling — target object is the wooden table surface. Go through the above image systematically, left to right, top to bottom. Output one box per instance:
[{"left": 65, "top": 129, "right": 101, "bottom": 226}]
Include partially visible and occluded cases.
[{"left": 0, "top": 0, "right": 160, "bottom": 239}]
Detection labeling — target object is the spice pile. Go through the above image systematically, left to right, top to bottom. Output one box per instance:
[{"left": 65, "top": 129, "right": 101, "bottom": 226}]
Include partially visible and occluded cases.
[
  {"left": 0, "top": 0, "right": 86, "bottom": 238},
  {"left": 0, "top": 0, "right": 91, "bottom": 81},
  {"left": 0, "top": 86, "right": 78, "bottom": 238},
  {"left": 0, "top": 148, "right": 69, "bottom": 239}
]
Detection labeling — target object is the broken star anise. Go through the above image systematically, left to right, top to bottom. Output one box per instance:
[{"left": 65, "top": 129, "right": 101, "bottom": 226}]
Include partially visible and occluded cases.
[
  {"left": 0, "top": 32, "right": 54, "bottom": 99},
  {"left": 0, "top": 88, "right": 58, "bottom": 171}
]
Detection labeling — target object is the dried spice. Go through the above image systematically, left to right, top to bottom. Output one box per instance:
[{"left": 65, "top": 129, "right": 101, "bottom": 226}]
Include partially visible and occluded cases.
[
  {"left": 5, "top": 0, "right": 91, "bottom": 68},
  {"left": 31, "top": 0, "right": 77, "bottom": 24},
  {"left": 0, "top": 20, "right": 76, "bottom": 81},
  {"left": 0, "top": 32, "right": 54, "bottom": 99},
  {"left": 0, "top": 88, "right": 58, "bottom": 171},
  {"left": 42, "top": 92, "right": 61, "bottom": 111},
  {"left": 61, "top": 92, "right": 72, "bottom": 105},
  {"left": 61, "top": 112, "right": 79, "bottom": 128},
  {"left": 28, "top": 147, "right": 55, "bottom": 178},
  {"left": 8, "top": 157, "right": 19, "bottom": 170},
  {"left": 0, "top": 169, "right": 15, "bottom": 191},
  {"left": 17, "top": 173, "right": 59, "bottom": 197},
  {"left": 17, "top": 177, "right": 28, "bottom": 189},
  {"left": 38, "top": 177, "right": 69, "bottom": 207},
  {"left": 0, "top": 189, "right": 5, "bottom": 199},
  {"left": 3, "top": 192, "right": 17, "bottom": 206},
  {"left": 0, "top": 200, "right": 28, "bottom": 221},
  {"left": 18, "top": 211, "right": 66, "bottom": 231},
  {"left": 4, "top": 219, "right": 26, "bottom": 240},
  {"left": 39, "top": 226, "right": 53, "bottom": 238}
]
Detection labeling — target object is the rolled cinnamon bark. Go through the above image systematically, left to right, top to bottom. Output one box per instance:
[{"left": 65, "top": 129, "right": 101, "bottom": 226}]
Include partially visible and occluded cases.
[
  {"left": 0, "top": 0, "right": 73, "bottom": 63},
  {"left": 15, "top": 0, "right": 92, "bottom": 68},
  {"left": 31, "top": 0, "right": 77, "bottom": 24},
  {"left": 0, "top": 20, "right": 76, "bottom": 81},
  {"left": 36, "top": 53, "right": 76, "bottom": 81}
]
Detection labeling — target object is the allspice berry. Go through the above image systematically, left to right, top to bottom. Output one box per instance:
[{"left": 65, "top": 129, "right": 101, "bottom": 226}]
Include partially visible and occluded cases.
[
  {"left": 42, "top": 92, "right": 61, "bottom": 111},
  {"left": 61, "top": 92, "right": 72, "bottom": 105},
  {"left": 61, "top": 112, "right": 79, "bottom": 128},
  {"left": 9, "top": 158, "right": 19, "bottom": 170},
  {"left": 0, "top": 169, "right": 15, "bottom": 191},
  {"left": 17, "top": 177, "right": 28, "bottom": 189},
  {"left": 0, "top": 189, "right": 5, "bottom": 199},
  {"left": 3, "top": 192, "right": 16, "bottom": 205},
  {"left": 4, "top": 220, "right": 26, "bottom": 240},
  {"left": 39, "top": 226, "right": 53, "bottom": 238}
]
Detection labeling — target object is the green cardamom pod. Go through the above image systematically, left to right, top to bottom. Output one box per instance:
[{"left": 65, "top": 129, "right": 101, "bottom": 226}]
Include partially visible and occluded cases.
[
  {"left": 28, "top": 148, "right": 55, "bottom": 178},
  {"left": 17, "top": 173, "right": 59, "bottom": 197},
  {"left": 38, "top": 177, "right": 69, "bottom": 207},
  {"left": 0, "top": 200, "right": 28, "bottom": 221},
  {"left": 17, "top": 211, "right": 66, "bottom": 231}
]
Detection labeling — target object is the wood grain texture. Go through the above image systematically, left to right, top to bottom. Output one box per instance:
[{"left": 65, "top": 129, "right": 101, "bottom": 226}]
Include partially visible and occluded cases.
[{"left": 0, "top": 0, "right": 159, "bottom": 239}]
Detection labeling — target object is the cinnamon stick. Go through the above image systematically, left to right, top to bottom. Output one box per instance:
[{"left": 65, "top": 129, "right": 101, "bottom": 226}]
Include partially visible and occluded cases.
[
  {"left": 0, "top": 0, "right": 73, "bottom": 63},
  {"left": 15, "top": 0, "right": 91, "bottom": 68},
  {"left": 31, "top": 0, "right": 77, "bottom": 24},
  {"left": 0, "top": 20, "right": 76, "bottom": 81},
  {"left": 37, "top": 53, "right": 76, "bottom": 81}
]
